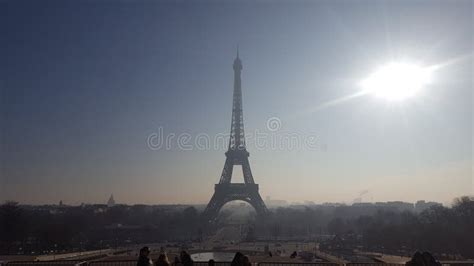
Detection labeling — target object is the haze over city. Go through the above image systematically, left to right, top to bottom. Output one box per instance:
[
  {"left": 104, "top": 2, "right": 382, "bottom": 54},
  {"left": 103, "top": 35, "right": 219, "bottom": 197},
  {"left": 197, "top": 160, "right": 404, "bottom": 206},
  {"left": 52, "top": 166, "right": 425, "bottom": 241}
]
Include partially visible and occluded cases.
[{"left": 1, "top": 0, "right": 472, "bottom": 206}]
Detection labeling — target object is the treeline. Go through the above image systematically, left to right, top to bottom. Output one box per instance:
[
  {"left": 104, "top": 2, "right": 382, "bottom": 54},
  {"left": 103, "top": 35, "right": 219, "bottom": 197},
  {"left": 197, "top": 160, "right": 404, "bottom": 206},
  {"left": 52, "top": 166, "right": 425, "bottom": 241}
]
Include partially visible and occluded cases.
[
  {"left": 255, "top": 196, "right": 473, "bottom": 259},
  {"left": 1, "top": 197, "right": 473, "bottom": 259},
  {"left": 0, "top": 203, "right": 201, "bottom": 254}
]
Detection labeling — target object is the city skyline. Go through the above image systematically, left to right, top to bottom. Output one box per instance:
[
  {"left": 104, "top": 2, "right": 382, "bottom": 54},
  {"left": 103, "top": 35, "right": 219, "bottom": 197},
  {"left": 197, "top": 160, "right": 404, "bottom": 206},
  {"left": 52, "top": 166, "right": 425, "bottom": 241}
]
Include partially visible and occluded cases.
[{"left": 1, "top": 0, "right": 472, "bottom": 206}]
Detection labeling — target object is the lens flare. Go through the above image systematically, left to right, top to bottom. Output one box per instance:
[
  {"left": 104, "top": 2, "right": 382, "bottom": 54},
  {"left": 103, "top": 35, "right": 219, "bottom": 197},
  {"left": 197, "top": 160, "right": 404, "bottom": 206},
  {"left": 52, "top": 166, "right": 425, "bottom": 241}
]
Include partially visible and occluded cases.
[{"left": 361, "top": 62, "right": 432, "bottom": 101}]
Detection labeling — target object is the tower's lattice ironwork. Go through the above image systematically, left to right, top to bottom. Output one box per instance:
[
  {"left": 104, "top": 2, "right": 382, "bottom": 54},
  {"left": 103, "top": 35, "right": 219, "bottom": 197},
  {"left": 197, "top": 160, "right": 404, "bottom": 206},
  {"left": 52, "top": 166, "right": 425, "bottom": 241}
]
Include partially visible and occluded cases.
[{"left": 203, "top": 52, "right": 268, "bottom": 221}]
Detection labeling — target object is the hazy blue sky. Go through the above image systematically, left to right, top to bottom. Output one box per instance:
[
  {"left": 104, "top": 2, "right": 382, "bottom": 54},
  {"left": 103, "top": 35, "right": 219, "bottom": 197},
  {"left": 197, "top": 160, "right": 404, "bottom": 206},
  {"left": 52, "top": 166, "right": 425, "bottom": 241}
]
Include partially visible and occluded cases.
[{"left": 1, "top": 0, "right": 472, "bottom": 205}]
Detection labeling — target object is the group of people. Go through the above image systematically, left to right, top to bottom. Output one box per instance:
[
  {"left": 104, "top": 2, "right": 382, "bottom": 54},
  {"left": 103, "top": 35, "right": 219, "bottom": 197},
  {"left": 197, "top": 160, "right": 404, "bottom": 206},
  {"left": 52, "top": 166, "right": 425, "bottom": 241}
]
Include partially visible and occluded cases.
[
  {"left": 138, "top": 246, "right": 441, "bottom": 266},
  {"left": 137, "top": 247, "right": 252, "bottom": 266},
  {"left": 137, "top": 247, "right": 195, "bottom": 266}
]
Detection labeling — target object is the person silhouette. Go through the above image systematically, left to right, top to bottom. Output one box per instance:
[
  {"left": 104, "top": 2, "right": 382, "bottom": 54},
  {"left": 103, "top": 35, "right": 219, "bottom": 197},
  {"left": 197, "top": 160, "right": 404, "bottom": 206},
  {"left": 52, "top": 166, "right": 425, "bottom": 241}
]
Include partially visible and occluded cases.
[
  {"left": 137, "top": 246, "right": 153, "bottom": 266},
  {"left": 180, "top": 251, "right": 194, "bottom": 266},
  {"left": 290, "top": 251, "right": 297, "bottom": 258},
  {"left": 406, "top": 251, "right": 441, "bottom": 266},
  {"left": 231, "top": 252, "right": 245, "bottom": 266},
  {"left": 422, "top": 252, "right": 440, "bottom": 266},
  {"left": 156, "top": 253, "right": 170, "bottom": 266},
  {"left": 242, "top": 255, "right": 251, "bottom": 266}
]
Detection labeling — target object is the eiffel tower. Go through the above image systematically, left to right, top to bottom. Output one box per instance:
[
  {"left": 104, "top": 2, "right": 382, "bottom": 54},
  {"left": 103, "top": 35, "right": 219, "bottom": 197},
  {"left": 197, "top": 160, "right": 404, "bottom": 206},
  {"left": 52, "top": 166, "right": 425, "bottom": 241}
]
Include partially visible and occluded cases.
[{"left": 203, "top": 51, "right": 268, "bottom": 222}]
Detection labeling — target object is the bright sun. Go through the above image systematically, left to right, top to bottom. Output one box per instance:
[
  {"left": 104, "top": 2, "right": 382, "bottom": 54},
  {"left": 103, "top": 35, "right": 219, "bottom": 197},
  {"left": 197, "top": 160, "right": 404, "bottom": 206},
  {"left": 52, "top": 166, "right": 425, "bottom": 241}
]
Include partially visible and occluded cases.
[{"left": 361, "top": 62, "right": 432, "bottom": 101}]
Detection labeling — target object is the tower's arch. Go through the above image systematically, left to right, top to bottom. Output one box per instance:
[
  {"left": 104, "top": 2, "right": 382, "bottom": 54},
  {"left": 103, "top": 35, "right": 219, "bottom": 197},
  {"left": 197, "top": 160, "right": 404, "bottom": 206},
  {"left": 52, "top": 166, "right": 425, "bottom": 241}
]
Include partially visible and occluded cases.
[{"left": 204, "top": 183, "right": 267, "bottom": 222}]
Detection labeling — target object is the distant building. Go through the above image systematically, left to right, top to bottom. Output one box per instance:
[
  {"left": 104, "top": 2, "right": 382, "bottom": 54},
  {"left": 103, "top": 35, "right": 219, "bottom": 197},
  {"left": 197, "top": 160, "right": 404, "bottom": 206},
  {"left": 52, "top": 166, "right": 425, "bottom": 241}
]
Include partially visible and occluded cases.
[
  {"left": 107, "top": 194, "right": 116, "bottom": 207},
  {"left": 265, "top": 196, "right": 288, "bottom": 207},
  {"left": 414, "top": 200, "right": 442, "bottom": 212},
  {"left": 375, "top": 201, "right": 414, "bottom": 211},
  {"left": 322, "top": 202, "right": 345, "bottom": 207},
  {"left": 352, "top": 202, "right": 373, "bottom": 207}
]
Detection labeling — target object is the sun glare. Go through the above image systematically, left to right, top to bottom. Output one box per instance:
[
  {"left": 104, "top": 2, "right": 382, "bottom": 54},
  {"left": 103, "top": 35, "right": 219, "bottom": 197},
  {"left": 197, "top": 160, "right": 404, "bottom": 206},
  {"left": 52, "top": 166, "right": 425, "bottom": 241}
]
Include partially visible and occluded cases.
[{"left": 361, "top": 62, "right": 432, "bottom": 101}]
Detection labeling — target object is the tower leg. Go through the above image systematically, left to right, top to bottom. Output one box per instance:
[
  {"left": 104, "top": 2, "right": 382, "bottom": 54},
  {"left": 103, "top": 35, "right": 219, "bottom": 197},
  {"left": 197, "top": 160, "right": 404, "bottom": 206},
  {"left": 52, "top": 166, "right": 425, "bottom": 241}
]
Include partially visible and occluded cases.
[
  {"left": 218, "top": 157, "right": 234, "bottom": 184},
  {"left": 242, "top": 157, "right": 255, "bottom": 184},
  {"left": 203, "top": 190, "right": 225, "bottom": 222},
  {"left": 249, "top": 190, "right": 268, "bottom": 216}
]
